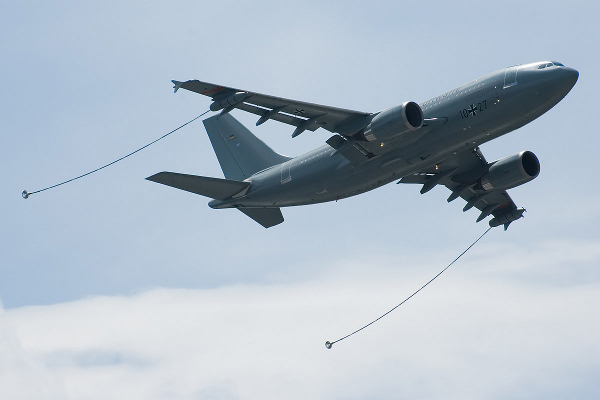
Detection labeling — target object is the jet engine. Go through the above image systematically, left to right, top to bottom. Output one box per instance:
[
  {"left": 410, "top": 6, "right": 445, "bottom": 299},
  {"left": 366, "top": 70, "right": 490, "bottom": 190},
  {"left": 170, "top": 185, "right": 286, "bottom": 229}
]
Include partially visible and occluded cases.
[
  {"left": 360, "top": 102, "right": 424, "bottom": 142},
  {"left": 478, "top": 151, "right": 540, "bottom": 191}
]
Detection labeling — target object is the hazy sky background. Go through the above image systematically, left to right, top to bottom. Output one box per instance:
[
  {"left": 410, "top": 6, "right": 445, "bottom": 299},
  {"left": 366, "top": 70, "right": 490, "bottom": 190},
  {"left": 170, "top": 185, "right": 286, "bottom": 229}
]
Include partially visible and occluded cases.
[{"left": 2, "top": 1, "right": 599, "bottom": 399}]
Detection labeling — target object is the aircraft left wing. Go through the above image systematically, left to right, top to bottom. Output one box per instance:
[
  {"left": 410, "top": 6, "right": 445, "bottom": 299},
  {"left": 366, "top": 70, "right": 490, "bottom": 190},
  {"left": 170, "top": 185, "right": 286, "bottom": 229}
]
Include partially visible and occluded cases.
[
  {"left": 172, "top": 80, "right": 371, "bottom": 137},
  {"left": 398, "top": 147, "right": 527, "bottom": 229}
]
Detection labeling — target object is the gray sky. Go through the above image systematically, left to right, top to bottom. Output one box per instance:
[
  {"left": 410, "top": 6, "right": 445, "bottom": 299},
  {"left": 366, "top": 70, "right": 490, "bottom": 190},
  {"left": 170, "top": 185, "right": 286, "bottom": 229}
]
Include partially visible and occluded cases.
[{"left": 2, "top": 1, "right": 599, "bottom": 399}]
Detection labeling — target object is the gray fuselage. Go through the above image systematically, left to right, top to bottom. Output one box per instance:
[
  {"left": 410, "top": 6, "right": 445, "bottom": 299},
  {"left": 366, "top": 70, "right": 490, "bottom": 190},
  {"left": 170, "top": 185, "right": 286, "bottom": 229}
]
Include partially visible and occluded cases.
[{"left": 210, "top": 62, "right": 578, "bottom": 209}]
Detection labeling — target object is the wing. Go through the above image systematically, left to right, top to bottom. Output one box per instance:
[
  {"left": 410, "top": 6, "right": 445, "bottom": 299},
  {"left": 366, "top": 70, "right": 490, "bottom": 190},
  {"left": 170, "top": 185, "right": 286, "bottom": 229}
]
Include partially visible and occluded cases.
[
  {"left": 172, "top": 80, "right": 371, "bottom": 137},
  {"left": 399, "top": 147, "right": 526, "bottom": 230}
]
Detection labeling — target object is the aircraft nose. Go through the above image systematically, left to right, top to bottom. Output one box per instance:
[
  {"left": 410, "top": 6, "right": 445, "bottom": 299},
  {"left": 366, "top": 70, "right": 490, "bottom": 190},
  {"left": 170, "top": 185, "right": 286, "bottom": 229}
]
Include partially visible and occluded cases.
[
  {"left": 528, "top": 64, "right": 578, "bottom": 104},
  {"left": 554, "top": 67, "right": 579, "bottom": 97},
  {"left": 562, "top": 67, "right": 579, "bottom": 88}
]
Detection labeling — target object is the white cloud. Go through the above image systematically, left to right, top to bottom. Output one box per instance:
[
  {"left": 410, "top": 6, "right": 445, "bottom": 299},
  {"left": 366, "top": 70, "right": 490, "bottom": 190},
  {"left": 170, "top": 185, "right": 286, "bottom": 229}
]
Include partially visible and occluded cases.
[
  {"left": 2, "top": 240, "right": 600, "bottom": 400},
  {"left": 0, "top": 304, "right": 68, "bottom": 399}
]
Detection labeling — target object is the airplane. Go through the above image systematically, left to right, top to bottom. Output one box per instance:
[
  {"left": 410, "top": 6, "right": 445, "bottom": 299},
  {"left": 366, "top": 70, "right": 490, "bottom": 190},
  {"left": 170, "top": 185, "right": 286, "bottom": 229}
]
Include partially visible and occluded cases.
[{"left": 147, "top": 61, "right": 578, "bottom": 229}]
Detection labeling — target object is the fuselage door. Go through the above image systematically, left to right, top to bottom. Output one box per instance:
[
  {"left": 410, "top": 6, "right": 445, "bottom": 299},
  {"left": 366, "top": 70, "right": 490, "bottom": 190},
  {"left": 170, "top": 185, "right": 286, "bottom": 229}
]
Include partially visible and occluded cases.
[
  {"left": 503, "top": 66, "right": 519, "bottom": 88},
  {"left": 281, "top": 161, "right": 292, "bottom": 184}
]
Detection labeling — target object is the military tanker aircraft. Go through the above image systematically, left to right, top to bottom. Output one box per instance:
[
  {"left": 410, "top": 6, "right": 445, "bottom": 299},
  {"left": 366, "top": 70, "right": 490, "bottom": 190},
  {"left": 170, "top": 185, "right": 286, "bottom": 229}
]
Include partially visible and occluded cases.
[{"left": 147, "top": 61, "right": 578, "bottom": 229}]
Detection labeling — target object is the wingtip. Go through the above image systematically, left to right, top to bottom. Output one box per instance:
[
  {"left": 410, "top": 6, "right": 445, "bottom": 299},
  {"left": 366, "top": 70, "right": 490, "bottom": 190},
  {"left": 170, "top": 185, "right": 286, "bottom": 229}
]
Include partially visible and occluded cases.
[{"left": 172, "top": 80, "right": 184, "bottom": 93}]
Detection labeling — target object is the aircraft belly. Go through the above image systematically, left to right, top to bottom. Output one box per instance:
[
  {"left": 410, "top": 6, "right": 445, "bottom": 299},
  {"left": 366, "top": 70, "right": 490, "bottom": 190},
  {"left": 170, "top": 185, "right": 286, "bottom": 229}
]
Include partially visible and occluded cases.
[
  {"left": 242, "top": 145, "right": 453, "bottom": 208},
  {"left": 235, "top": 152, "right": 399, "bottom": 207},
  {"left": 276, "top": 157, "right": 405, "bottom": 206}
]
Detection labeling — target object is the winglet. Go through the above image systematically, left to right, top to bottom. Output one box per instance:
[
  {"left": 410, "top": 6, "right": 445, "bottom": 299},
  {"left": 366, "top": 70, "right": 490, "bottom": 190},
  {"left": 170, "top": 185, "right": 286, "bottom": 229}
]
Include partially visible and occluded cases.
[{"left": 172, "top": 80, "right": 184, "bottom": 93}]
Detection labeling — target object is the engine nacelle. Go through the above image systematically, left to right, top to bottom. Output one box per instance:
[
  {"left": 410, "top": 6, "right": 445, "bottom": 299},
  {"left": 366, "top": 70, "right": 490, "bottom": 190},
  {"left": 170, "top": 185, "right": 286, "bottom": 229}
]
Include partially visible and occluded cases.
[
  {"left": 361, "top": 102, "right": 424, "bottom": 142},
  {"left": 479, "top": 151, "right": 540, "bottom": 191}
]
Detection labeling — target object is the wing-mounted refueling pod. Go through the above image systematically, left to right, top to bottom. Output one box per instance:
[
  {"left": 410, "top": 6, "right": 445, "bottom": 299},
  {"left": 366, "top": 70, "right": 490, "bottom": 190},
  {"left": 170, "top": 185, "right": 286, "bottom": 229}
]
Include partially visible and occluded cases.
[
  {"left": 210, "top": 91, "right": 251, "bottom": 115},
  {"left": 399, "top": 148, "right": 540, "bottom": 228},
  {"left": 489, "top": 208, "right": 526, "bottom": 230}
]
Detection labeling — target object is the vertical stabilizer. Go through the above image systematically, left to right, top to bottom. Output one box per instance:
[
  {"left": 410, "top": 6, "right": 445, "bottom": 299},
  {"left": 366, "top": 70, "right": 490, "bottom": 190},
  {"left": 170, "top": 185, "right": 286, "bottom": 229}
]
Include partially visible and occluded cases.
[{"left": 203, "top": 114, "right": 291, "bottom": 180}]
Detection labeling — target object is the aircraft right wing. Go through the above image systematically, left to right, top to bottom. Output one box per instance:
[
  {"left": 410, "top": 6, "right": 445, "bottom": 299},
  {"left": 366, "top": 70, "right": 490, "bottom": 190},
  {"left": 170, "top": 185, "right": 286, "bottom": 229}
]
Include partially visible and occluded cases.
[
  {"left": 172, "top": 80, "right": 372, "bottom": 137},
  {"left": 398, "top": 147, "right": 529, "bottom": 229}
]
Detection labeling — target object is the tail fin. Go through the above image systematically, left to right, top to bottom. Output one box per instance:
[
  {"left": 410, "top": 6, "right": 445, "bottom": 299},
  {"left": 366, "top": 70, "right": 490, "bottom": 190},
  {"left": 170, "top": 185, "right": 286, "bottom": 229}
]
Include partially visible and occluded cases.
[{"left": 203, "top": 114, "right": 291, "bottom": 180}]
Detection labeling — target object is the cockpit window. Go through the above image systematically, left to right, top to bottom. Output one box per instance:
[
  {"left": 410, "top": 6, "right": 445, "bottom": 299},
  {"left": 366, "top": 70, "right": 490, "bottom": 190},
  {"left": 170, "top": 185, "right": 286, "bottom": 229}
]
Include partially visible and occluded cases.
[{"left": 538, "top": 61, "right": 564, "bottom": 69}]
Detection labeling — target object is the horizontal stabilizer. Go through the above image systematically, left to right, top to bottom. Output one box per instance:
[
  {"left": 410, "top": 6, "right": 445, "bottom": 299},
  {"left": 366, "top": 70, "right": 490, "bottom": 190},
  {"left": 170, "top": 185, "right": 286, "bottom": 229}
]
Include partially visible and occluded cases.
[
  {"left": 146, "top": 172, "right": 249, "bottom": 200},
  {"left": 238, "top": 207, "right": 284, "bottom": 228}
]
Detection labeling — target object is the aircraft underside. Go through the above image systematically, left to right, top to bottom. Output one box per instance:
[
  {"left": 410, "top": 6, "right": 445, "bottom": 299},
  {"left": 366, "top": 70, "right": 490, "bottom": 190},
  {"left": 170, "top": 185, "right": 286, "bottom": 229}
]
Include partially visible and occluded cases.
[{"left": 148, "top": 61, "right": 578, "bottom": 228}]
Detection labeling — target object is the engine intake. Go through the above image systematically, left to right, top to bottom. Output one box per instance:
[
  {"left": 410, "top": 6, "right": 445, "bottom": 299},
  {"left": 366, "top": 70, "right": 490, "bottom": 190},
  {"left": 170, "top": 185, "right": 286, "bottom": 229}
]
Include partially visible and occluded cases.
[
  {"left": 361, "top": 101, "right": 424, "bottom": 142},
  {"left": 479, "top": 151, "right": 540, "bottom": 191}
]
